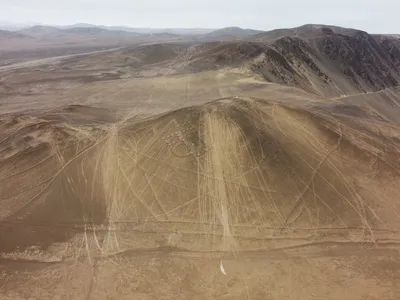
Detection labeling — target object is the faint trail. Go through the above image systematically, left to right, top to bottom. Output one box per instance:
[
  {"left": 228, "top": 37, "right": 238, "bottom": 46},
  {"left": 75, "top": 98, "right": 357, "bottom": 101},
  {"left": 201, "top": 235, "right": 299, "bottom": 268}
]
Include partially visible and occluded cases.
[
  {"left": 216, "top": 70, "right": 231, "bottom": 98},
  {"left": 332, "top": 88, "right": 393, "bottom": 101},
  {"left": 269, "top": 104, "right": 355, "bottom": 227},
  {"left": 224, "top": 108, "right": 285, "bottom": 227},
  {"left": 202, "top": 110, "right": 243, "bottom": 251},
  {"left": 278, "top": 110, "right": 381, "bottom": 231},
  {"left": 0, "top": 119, "right": 35, "bottom": 146},
  {"left": 284, "top": 125, "right": 343, "bottom": 226},
  {"left": 3, "top": 134, "right": 108, "bottom": 219},
  {"left": 1, "top": 140, "right": 81, "bottom": 181},
  {"left": 121, "top": 140, "right": 297, "bottom": 194},
  {"left": 118, "top": 150, "right": 162, "bottom": 221},
  {"left": 144, "top": 173, "right": 168, "bottom": 219},
  {"left": 0, "top": 177, "right": 53, "bottom": 203},
  {"left": 93, "top": 240, "right": 400, "bottom": 261}
]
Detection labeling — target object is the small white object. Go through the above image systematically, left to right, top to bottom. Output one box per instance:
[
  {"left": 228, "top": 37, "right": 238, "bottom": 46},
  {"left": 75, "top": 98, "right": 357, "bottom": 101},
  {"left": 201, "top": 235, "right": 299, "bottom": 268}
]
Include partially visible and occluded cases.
[{"left": 220, "top": 261, "right": 227, "bottom": 275}]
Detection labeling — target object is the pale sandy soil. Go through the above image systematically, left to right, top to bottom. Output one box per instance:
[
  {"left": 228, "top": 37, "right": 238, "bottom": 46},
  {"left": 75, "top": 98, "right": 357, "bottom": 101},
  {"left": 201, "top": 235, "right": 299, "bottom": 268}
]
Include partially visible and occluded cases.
[{"left": 1, "top": 44, "right": 400, "bottom": 300}]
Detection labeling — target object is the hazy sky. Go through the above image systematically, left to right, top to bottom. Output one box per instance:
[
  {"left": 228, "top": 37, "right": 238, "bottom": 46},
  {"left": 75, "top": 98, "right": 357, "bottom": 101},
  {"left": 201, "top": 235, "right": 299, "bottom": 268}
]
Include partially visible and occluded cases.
[{"left": 0, "top": 0, "right": 399, "bottom": 33}]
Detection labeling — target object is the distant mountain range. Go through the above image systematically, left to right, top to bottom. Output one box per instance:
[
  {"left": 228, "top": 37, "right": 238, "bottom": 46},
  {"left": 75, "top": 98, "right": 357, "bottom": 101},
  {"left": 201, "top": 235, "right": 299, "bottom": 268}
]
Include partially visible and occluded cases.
[
  {"left": 0, "top": 21, "right": 40, "bottom": 31},
  {"left": 2, "top": 21, "right": 400, "bottom": 39},
  {"left": 0, "top": 22, "right": 217, "bottom": 35},
  {"left": 0, "top": 24, "right": 266, "bottom": 42},
  {"left": 58, "top": 24, "right": 215, "bottom": 35},
  {"left": 1, "top": 25, "right": 181, "bottom": 42},
  {"left": 18, "top": 25, "right": 64, "bottom": 38}
]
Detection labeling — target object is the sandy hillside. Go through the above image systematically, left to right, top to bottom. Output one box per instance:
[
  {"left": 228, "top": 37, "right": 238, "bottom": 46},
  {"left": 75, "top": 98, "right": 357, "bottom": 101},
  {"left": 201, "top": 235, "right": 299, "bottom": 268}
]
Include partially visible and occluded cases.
[{"left": 1, "top": 25, "right": 400, "bottom": 300}]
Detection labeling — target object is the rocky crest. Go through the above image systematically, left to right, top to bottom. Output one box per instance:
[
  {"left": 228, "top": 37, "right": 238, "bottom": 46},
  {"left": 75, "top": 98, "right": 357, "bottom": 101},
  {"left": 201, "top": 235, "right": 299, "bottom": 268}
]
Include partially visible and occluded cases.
[{"left": 188, "top": 25, "right": 400, "bottom": 96}]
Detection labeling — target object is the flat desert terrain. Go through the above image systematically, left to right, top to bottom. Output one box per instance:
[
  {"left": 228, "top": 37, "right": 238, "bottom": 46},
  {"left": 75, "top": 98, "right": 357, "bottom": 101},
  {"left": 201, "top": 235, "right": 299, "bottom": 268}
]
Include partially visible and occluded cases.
[{"left": 1, "top": 25, "right": 400, "bottom": 299}]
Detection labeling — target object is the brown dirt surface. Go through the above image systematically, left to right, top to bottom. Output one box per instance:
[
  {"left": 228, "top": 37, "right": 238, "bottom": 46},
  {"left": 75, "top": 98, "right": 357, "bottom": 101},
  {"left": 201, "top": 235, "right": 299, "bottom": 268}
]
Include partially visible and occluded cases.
[{"left": 1, "top": 28, "right": 400, "bottom": 299}]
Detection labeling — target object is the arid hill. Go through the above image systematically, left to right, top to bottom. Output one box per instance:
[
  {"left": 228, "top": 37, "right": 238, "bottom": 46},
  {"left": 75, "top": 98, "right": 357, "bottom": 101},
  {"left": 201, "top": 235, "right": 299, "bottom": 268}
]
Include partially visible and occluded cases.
[
  {"left": 252, "top": 24, "right": 361, "bottom": 42},
  {"left": 17, "top": 25, "right": 144, "bottom": 40},
  {"left": 18, "top": 25, "right": 64, "bottom": 38},
  {"left": 202, "top": 26, "right": 264, "bottom": 40},
  {"left": 64, "top": 27, "right": 143, "bottom": 37},
  {"left": 183, "top": 27, "right": 400, "bottom": 96},
  {"left": 0, "top": 29, "right": 32, "bottom": 39},
  {"left": 2, "top": 94, "right": 400, "bottom": 251}
]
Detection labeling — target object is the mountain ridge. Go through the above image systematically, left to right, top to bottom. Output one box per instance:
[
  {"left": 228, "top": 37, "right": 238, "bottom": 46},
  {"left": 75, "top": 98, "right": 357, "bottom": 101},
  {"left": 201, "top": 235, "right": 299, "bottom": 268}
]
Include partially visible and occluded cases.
[{"left": 179, "top": 25, "right": 400, "bottom": 97}]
